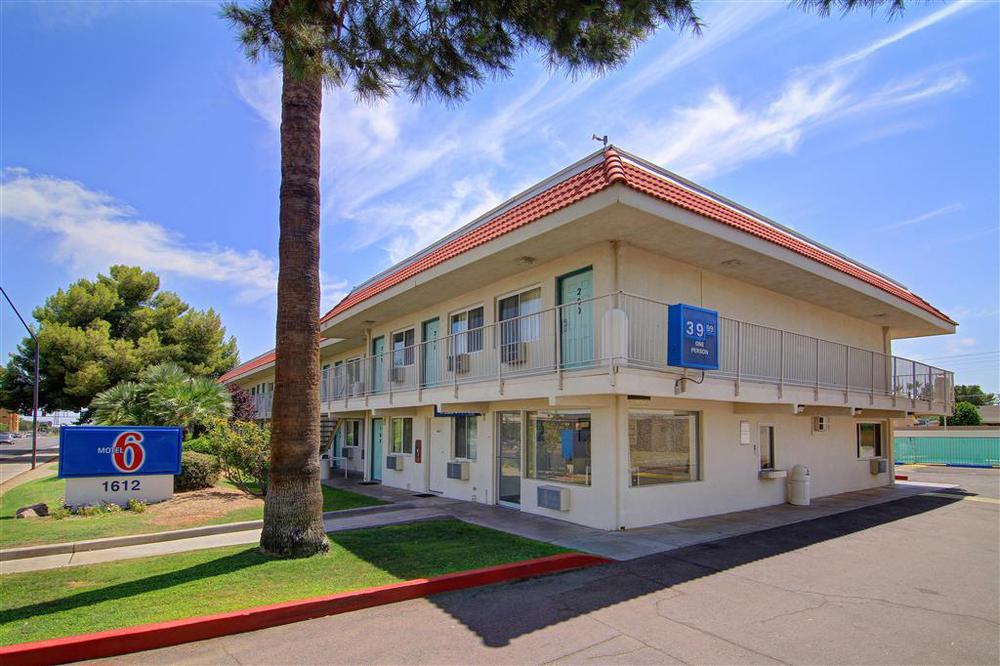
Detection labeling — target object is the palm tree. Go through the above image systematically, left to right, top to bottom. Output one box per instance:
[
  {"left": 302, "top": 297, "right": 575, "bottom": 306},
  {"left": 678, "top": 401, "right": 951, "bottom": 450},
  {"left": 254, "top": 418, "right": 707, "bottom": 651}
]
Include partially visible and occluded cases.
[
  {"left": 223, "top": 0, "right": 912, "bottom": 557},
  {"left": 91, "top": 363, "right": 232, "bottom": 434}
]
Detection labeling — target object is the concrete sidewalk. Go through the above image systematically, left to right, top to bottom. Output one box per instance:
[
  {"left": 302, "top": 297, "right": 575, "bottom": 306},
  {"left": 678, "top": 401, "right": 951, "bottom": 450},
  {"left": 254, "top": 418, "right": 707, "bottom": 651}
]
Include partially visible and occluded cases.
[
  {"left": 1, "top": 478, "right": 958, "bottom": 575},
  {"left": 0, "top": 504, "right": 450, "bottom": 575}
]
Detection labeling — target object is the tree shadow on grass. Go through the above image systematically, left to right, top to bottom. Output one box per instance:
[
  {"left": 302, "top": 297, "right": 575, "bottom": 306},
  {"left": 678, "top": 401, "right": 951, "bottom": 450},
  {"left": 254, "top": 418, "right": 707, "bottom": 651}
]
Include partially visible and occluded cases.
[
  {"left": 426, "top": 494, "right": 964, "bottom": 648},
  {"left": 0, "top": 549, "right": 266, "bottom": 626}
]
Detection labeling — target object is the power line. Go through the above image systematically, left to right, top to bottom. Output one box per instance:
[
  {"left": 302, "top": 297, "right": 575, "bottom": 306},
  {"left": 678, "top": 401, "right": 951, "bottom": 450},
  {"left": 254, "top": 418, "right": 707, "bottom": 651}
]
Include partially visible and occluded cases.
[{"left": 914, "top": 350, "right": 999, "bottom": 362}]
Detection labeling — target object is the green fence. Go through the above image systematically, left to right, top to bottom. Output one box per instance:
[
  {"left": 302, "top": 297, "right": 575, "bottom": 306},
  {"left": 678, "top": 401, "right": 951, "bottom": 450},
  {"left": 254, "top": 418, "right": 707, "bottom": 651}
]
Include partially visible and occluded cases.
[{"left": 895, "top": 435, "right": 1000, "bottom": 467}]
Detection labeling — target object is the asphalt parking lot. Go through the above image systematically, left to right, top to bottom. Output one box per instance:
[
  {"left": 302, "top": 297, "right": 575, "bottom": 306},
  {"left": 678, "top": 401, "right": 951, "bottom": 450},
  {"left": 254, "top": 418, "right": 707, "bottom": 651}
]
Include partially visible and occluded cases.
[{"left": 109, "top": 468, "right": 1000, "bottom": 665}]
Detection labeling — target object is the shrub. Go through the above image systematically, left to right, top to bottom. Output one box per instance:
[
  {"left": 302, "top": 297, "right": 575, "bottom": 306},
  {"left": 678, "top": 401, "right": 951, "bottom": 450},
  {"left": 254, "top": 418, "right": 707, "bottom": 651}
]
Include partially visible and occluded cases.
[
  {"left": 950, "top": 401, "right": 982, "bottom": 426},
  {"left": 206, "top": 419, "right": 270, "bottom": 496},
  {"left": 183, "top": 436, "right": 216, "bottom": 455},
  {"left": 174, "top": 451, "right": 221, "bottom": 491},
  {"left": 127, "top": 498, "right": 147, "bottom": 513},
  {"left": 101, "top": 501, "right": 123, "bottom": 513},
  {"left": 75, "top": 504, "right": 103, "bottom": 517},
  {"left": 50, "top": 506, "right": 71, "bottom": 520}
]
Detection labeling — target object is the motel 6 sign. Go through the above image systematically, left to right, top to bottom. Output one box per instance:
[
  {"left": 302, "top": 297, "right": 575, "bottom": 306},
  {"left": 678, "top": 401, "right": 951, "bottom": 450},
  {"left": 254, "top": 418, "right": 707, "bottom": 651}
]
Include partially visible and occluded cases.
[
  {"left": 667, "top": 303, "right": 720, "bottom": 371},
  {"left": 59, "top": 426, "right": 182, "bottom": 506}
]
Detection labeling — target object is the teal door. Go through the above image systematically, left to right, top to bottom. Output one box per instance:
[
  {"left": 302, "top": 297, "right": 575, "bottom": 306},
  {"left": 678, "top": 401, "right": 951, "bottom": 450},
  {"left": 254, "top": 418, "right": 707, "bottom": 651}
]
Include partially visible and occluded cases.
[
  {"left": 558, "top": 268, "right": 594, "bottom": 367},
  {"left": 422, "top": 318, "right": 440, "bottom": 387},
  {"left": 371, "top": 336, "right": 385, "bottom": 393},
  {"left": 370, "top": 418, "right": 384, "bottom": 481}
]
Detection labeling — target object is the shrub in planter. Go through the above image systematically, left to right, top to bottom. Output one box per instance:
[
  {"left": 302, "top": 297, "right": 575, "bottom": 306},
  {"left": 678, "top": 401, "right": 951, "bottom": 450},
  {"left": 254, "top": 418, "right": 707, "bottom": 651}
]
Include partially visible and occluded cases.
[
  {"left": 206, "top": 419, "right": 270, "bottom": 496},
  {"left": 175, "top": 451, "right": 221, "bottom": 492}
]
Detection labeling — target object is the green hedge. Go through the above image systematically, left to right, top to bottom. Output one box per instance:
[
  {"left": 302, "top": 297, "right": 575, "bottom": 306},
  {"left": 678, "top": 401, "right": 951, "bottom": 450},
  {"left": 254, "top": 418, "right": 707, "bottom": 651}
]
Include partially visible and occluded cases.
[{"left": 174, "top": 451, "right": 221, "bottom": 492}]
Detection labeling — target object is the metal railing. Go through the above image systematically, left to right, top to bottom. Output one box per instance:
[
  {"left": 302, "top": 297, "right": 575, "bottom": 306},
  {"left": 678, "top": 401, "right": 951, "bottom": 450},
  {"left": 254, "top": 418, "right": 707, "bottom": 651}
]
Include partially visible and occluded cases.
[
  {"left": 307, "top": 291, "right": 953, "bottom": 410},
  {"left": 252, "top": 392, "right": 273, "bottom": 419}
]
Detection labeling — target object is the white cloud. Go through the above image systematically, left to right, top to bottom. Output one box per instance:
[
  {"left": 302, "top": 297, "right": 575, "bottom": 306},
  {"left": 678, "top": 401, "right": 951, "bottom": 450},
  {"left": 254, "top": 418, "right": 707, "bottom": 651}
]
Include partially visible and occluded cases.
[
  {"left": 620, "top": 3, "right": 974, "bottom": 179},
  {"left": 0, "top": 169, "right": 347, "bottom": 305},
  {"left": 877, "top": 203, "right": 963, "bottom": 231}
]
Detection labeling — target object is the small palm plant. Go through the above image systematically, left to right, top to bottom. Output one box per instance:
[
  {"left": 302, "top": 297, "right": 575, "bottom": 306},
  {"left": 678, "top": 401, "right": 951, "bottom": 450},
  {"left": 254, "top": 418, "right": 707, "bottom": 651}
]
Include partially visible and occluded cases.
[{"left": 90, "top": 363, "right": 232, "bottom": 435}]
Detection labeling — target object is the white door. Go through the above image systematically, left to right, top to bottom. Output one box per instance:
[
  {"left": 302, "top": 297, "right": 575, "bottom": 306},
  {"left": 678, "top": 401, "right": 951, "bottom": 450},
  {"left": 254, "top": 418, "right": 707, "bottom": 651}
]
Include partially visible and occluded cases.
[{"left": 429, "top": 418, "right": 449, "bottom": 493}]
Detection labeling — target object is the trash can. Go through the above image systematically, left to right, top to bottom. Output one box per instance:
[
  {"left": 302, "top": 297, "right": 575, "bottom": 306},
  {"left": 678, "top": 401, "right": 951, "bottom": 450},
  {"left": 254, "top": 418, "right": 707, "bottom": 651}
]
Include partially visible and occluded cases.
[
  {"left": 319, "top": 454, "right": 332, "bottom": 481},
  {"left": 788, "top": 464, "right": 810, "bottom": 506}
]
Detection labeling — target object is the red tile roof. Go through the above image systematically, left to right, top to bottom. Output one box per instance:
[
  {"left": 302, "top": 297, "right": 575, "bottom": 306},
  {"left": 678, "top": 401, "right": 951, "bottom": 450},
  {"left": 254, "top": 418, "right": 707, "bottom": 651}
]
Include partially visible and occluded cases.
[
  {"left": 223, "top": 147, "right": 953, "bottom": 382},
  {"left": 219, "top": 350, "right": 275, "bottom": 383}
]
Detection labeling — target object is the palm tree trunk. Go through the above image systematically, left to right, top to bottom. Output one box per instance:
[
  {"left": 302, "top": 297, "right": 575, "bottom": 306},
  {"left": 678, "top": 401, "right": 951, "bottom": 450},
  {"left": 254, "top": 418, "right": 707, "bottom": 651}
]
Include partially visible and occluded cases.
[{"left": 260, "top": 62, "right": 328, "bottom": 557}]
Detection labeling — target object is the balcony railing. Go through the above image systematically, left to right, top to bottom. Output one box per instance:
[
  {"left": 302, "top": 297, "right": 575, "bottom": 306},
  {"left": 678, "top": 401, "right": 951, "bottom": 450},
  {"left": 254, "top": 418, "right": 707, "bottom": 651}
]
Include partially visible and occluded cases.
[
  {"left": 312, "top": 292, "right": 953, "bottom": 411},
  {"left": 252, "top": 392, "right": 273, "bottom": 419}
]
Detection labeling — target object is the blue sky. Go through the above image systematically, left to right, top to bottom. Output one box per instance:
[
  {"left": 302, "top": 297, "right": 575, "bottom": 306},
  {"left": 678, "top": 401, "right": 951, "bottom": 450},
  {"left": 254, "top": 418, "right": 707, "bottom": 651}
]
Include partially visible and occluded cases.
[{"left": 1, "top": 1, "right": 997, "bottom": 393}]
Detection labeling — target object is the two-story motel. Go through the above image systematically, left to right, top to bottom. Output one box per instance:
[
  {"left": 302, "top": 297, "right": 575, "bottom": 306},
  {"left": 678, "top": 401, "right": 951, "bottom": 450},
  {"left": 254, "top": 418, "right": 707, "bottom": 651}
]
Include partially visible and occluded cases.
[{"left": 221, "top": 147, "right": 956, "bottom": 530}]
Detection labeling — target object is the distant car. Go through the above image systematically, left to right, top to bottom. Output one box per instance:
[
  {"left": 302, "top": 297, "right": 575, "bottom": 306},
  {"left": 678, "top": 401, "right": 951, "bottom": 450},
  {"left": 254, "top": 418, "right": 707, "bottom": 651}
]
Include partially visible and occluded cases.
[{"left": 0, "top": 432, "right": 15, "bottom": 444}]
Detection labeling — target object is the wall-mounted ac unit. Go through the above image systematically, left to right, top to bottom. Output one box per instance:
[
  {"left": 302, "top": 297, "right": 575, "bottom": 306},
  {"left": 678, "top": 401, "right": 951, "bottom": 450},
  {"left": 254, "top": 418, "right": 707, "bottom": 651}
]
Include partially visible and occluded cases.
[
  {"left": 502, "top": 341, "right": 528, "bottom": 365},
  {"left": 448, "top": 353, "right": 470, "bottom": 374},
  {"left": 390, "top": 366, "right": 407, "bottom": 383},
  {"left": 812, "top": 416, "right": 830, "bottom": 433},
  {"left": 386, "top": 455, "right": 404, "bottom": 471},
  {"left": 870, "top": 458, "right": 887, "bottom": 475},
  {"left": 447, "top": 461, "right": 470, "bottom": 480},
  {"left": 537, "top": 485, "right": 570, "bottom": 511}
]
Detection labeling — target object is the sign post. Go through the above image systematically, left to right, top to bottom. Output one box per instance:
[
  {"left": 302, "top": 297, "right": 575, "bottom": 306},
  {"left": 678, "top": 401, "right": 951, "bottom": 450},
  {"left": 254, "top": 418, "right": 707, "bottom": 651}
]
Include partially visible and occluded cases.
[
  {"left": 667, "top": 304, "right": 720, "bottom": 371},
  {"left": 59, "top": 426, "right": 182, "bottom": 507}
]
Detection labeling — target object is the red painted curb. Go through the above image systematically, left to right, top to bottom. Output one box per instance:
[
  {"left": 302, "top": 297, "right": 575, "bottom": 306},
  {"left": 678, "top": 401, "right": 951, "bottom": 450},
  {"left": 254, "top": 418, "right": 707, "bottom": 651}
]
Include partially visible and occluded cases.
[
  {"left": 895, "top": 474, "right": 909, "bottom": 480},
  {"left": 0, "top": 552, "right": 609, "bottom": 665}
]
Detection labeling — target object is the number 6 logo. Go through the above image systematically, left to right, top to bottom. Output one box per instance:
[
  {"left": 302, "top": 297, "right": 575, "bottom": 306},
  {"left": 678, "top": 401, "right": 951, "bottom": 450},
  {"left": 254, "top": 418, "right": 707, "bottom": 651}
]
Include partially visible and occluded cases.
[{"left": 111, "top": 431, "right": 146, "bottom": 473}]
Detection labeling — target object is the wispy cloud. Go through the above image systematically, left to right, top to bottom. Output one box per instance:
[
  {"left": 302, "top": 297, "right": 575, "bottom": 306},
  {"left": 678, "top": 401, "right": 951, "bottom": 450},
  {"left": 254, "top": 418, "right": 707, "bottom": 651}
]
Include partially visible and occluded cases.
[
  {"left": 620, "top": 2, "right": 975, "bottom": 179},
  {"left": 0, "top": 169, "right": 347, "bottom": 305},
  {"left": 877, "top": 203, "right": 964, "bottom": 231}
]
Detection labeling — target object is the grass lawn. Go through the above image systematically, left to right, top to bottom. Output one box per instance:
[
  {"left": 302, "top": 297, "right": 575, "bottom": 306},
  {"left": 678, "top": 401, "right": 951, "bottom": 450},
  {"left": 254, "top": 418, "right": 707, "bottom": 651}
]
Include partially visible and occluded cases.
[
  {"left": 0, "top": 474, "right": 385, "bottom": 550},
  {"left": 0, "top": 519, "right": 568, "bottom": 645}
]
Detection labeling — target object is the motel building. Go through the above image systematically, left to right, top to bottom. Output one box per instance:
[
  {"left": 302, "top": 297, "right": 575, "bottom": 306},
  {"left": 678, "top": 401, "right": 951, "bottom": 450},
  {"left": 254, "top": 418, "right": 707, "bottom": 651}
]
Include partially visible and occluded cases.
[{"left": 221, "top": 147, "right": 956, "bottom": 531}]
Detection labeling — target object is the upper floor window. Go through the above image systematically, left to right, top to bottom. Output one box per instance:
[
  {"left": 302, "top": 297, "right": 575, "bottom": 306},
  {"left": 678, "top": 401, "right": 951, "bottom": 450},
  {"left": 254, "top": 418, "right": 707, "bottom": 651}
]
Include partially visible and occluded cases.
[
  {"left": 498, "top": 287, "right": 542, "bottom": 345},
  {"left": 450, "top": 306, "right": 484, "bottom": 354},
  {"left": 392, "top": 329, "right": 415, "bottom": 366},
  {"left": 857, "top": 422, "right": 883, "bottom": 459}
]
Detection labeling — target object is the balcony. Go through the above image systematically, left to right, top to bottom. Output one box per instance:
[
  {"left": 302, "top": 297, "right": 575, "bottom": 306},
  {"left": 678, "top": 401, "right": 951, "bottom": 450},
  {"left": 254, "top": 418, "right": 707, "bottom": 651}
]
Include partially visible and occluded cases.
[
  {"left": 316, "top": 292, "right": 954, "bottom": 415},
  {"left": 252, "top": 392, "right": 273, "bottom": 420}
]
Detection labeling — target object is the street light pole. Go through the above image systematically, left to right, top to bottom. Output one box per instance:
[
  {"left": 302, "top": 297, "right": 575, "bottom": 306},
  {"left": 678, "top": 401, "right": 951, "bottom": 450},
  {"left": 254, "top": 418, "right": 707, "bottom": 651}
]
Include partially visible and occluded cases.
[{"left": 1, "top": 286, "right": 40, "bottom": 469}]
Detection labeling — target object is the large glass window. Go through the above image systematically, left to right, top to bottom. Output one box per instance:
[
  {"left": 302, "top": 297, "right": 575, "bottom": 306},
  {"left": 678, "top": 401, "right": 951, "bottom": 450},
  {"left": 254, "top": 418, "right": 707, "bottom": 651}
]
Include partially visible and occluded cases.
[
  {"left": 498, "top": 287, "right": 542, "bottom": 347},
  {"left": 450, "top": 306, "right": 484, "bottom": 354},
  {"left": 392, "top": 329, "right": 415, "bottom": 366},
  {"left": 526, "top": 410, "right": 591, "bottom": 486},
  {"left": 629, "top": 411, "right": 700, "bottom": 486},
  {"left": 454, "top": 415, "right": 478, "bottom": 460},
  {"left": 391, "top": 417, "right": 413, "bottom": 454},
  {"left": 857, "top": 422, "right": 883, "bottom": 459}
]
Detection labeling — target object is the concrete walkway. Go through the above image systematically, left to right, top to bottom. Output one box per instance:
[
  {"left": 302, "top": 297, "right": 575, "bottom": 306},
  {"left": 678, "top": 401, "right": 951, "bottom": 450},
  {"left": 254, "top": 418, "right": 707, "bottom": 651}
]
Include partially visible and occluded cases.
[{"left": 1, "top": 478, "right": 957, "bottom": 575}]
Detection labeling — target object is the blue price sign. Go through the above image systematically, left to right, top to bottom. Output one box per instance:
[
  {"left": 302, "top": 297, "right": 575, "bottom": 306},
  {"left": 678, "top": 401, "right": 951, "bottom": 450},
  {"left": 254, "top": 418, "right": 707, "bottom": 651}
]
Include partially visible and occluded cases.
[
  {"left": 667, "top": 304, "right": 720, "bottom": 370},
  {"left": 59, "top": 426, "right": 182, "bottom": 478}
]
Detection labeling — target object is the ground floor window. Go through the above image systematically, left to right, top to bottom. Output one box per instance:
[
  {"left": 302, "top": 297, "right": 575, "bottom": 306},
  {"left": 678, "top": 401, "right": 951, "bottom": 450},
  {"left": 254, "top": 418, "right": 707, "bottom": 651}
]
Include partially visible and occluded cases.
[
  {"left": 525, "top": 410, "right": 591, "bottom": 485},
  {"left": 628, "top": 411, "right": 700, "bottom": 486},
  {"left": 454, "top": 415, "right": 478, "bottom": 460},
  {"left": 391, "top": 417, "right": 413, "bottom": 454},
  {"left": 342, "top": 419, "right": 362, "bottom": 448},
  {"left": 857, "top": 422, "right": 883, "bottom": 459},
  {"left": 759, "top": 425, "right": 775, "bottom": 470}
]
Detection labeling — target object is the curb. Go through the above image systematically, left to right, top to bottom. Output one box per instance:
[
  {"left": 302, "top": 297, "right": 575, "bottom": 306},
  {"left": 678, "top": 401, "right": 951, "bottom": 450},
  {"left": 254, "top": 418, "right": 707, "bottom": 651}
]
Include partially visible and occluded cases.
[
  {"left": 0, "top": 502, "right": 410, "bottom": 562},
  {"left": 0, "top": 552, "right": 610, "bottom": 665}
]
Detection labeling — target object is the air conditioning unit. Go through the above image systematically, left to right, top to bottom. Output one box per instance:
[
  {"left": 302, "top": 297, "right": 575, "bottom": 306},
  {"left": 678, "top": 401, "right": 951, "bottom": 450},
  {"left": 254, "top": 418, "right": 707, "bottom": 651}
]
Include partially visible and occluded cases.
[
  {"left": 502, "top": 341, "right": 528, "bottom": 365},
  {"left": 448, "top": 353, "right": 470, "bottom": 374},
  {"left": 390, "top": 366, "right": 407, "bottom": 383},
  {"left": 350, "top": 381, "right": 366, "bottom": 396},
  {"left": 812, "top": 416, "right": 830, "bottom": 433},
  {"left": 386, "top": 455, "right": 404, "bottom": 471},
  {"left": 870, "top": 458, "right": 887, "bottom": 475},
  {"left": 447, "top": 461, "right": 470, "bottom": 480},
  {"left": 537, "top": 485, "right": 570, "bottom": 511}
]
